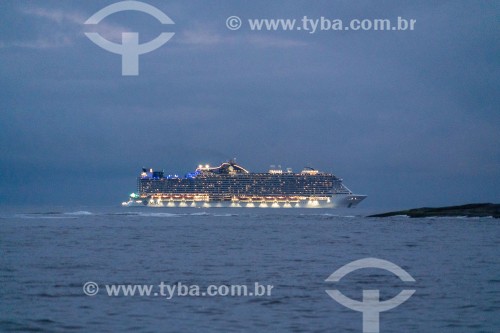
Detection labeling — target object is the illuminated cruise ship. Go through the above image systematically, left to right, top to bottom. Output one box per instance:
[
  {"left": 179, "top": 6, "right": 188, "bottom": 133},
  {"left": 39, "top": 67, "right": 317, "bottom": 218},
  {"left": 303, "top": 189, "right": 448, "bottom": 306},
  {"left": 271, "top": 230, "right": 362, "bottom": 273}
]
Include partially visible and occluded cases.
[{"left": 122, "top": 160, "right": 366, "bottom": 208}]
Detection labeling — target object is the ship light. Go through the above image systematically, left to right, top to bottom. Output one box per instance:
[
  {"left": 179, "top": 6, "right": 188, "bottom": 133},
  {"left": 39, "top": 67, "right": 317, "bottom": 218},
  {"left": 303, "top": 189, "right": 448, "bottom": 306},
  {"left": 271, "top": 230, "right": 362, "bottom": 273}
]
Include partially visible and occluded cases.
[{"left": 205, "top": 164, "right": 209, "bottom": 168}]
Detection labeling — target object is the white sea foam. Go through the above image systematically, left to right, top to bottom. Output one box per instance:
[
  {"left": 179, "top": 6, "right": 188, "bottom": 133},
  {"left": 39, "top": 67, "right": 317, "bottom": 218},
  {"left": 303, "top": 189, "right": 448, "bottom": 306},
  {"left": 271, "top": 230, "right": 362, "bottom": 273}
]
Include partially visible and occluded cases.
[
  {"left": 64, "top": 211, "right": 93, "bottom": 216},
  {"left": 137, "top": 212, "right": 182, "bottom": 218},
  {"left": 190, "top": 212, "right": 211, "bottom": 216}
]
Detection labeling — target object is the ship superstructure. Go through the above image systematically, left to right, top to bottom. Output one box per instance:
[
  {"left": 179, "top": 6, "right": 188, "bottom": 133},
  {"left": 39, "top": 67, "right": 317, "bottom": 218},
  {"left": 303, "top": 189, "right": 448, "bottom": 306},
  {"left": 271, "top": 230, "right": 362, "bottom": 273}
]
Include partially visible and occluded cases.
[{"left": 122, "top": 161, "right": 366, "bottom": 208}]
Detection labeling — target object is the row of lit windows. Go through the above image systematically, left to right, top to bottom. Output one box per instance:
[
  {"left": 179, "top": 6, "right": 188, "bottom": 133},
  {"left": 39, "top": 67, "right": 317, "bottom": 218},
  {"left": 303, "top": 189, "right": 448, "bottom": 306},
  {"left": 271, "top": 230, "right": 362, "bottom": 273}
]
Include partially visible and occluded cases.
[{"left": 138, "top": 175, "right": 349, "bottom": 197}]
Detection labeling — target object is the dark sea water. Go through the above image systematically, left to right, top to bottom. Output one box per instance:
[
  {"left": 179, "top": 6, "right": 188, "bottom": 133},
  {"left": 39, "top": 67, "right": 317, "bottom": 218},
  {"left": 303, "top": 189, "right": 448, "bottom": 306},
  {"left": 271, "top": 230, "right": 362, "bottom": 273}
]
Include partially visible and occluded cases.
[{"left": 1, "top": 206, "right": 499, "bottom": 333}]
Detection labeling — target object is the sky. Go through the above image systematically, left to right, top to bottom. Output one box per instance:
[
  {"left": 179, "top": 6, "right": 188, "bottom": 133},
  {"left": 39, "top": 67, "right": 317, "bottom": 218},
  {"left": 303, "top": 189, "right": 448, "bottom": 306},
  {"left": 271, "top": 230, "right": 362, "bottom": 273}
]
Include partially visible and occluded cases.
[{"left": 0, "top": 0, "right": 498, "bottom": 209}]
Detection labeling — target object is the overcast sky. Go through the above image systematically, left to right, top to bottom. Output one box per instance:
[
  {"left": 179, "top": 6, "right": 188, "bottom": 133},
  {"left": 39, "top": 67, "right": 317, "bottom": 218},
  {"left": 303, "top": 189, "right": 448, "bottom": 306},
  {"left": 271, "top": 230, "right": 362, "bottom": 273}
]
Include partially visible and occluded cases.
[{"left": 0, "top": 0, "right": 498, "bottom": 209}]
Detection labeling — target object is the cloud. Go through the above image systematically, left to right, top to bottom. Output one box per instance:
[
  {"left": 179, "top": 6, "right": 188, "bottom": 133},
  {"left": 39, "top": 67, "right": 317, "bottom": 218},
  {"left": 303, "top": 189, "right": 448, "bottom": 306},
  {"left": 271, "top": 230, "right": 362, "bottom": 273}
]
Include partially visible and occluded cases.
[
  {"left": 0, "top": 5, "right": 128, "bottom": 49},
  {"left": 7, "top": 5, "right": 306, "bottom": 50},
  {"left": 21, "top": 6, "right": 85, "bottom": 25},
  {"left": 177, "top": 27, "right": 306, "bottom": 48},
  {"left": 178, "top": 29, "right": 226, "bottom": 46},
  {"left": 246, "top": 35, "right": 306, "bottom": 48},
  {"left": 5, "top": 37, "right": 73, "bottom": 49}
]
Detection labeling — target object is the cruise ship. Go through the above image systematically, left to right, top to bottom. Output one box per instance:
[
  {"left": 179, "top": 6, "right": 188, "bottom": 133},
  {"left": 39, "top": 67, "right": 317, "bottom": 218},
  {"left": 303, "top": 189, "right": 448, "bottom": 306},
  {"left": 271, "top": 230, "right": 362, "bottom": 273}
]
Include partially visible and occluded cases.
[{"left": 122, "top": 160, "right": 366, "bottom": 208}]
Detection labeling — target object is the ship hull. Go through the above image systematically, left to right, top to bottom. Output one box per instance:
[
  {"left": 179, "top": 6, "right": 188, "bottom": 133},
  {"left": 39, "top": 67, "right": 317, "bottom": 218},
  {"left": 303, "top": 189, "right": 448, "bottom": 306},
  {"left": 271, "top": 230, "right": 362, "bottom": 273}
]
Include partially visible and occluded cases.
[{"left": 122, "top": 194, "right": 366, "bottom": 209}]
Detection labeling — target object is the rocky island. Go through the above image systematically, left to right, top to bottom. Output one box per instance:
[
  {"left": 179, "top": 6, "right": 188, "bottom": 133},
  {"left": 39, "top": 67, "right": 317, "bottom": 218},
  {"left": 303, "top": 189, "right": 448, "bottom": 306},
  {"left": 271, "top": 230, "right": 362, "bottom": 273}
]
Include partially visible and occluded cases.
[{"left": 368, "top": 203, "right": 500, "bottom": 219}]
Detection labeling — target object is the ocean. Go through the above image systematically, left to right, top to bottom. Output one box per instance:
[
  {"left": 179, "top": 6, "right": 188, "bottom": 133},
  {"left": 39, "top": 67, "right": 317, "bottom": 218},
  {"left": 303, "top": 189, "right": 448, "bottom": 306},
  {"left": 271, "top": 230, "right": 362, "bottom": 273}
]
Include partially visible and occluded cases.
[{"left": 1, "top": 206, "right": 499, "bottom": 333}]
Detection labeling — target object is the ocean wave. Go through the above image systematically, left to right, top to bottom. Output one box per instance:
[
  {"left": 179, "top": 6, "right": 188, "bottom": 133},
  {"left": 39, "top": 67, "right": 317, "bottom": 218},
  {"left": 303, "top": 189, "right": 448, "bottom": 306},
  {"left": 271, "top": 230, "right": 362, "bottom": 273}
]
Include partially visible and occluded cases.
[
  {"left": 11, "top": 210, "right": 93, "bottom": 219},
  {"left": 64, "top": 211, "right": 93, "bottom": 216},
  {"left": 109, "top": 211, "right": 237, "bottom": 218},
  {"left": 107, "top": 212, "right": 141, "bottom": 216},
  {"left": 137, "top": 212, "right": 183, "bottom": 218},
  {"left": 189, "top": 212, "right": 211, "bottom": 216},
  {"left": 298, "top": 213, "right": 359, "bottom": 219},
  {"left": 14, "top": 214, "right": 78, "bottom": 219}
]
